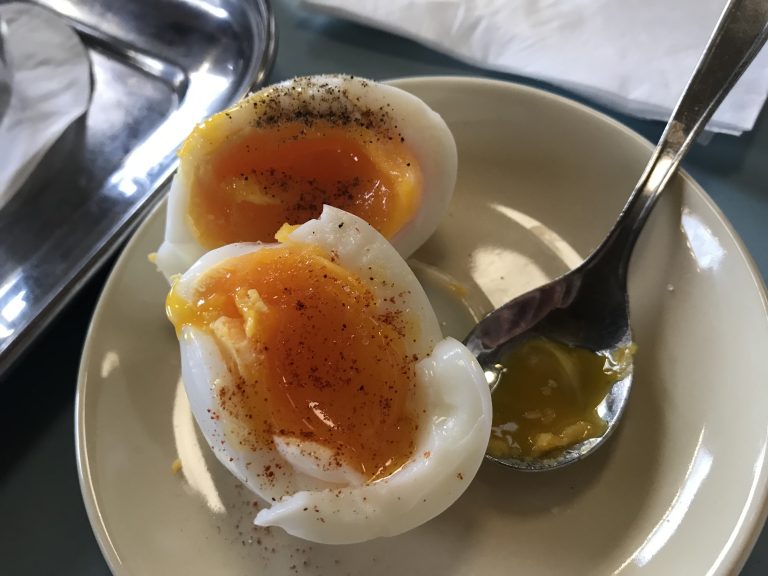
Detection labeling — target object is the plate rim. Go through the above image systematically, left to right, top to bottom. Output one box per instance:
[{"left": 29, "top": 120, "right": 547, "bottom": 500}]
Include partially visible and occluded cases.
[{"left": 75, "top": 74, "right": 768, "bottom": 576}]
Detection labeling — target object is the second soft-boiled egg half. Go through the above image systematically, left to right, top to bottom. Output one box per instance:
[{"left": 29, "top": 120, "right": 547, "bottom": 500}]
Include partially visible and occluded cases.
[
  {"left": 156, "top": 75, "right": 457, "bottom": 279},
  {"left": 166, "top": 206, "right": 492, "bottom": 544}
]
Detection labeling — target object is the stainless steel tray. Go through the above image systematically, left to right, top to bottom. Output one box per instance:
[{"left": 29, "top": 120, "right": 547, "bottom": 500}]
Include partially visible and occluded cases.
[{"left": 0, "top": 0, "right": 276, "bottom": 375}]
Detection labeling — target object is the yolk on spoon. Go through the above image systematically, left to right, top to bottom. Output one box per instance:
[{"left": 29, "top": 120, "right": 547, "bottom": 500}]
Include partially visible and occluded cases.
[
  {"left": 183, "top": 120, "right": 422, "bottom": 249},
  {"left": 167, "top": 242, "right": 421, "bottom": 482},
  {"left": 487, "top": 338, "right": 633, "bottom": 460}
]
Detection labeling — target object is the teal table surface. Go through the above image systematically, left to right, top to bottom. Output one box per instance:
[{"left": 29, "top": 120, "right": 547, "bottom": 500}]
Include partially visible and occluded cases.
[{"left": 2, "top": 1, "right": 766, "bottom": 574}]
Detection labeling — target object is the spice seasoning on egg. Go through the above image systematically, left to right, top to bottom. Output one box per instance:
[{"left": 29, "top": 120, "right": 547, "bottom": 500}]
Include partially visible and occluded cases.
[
  {"left": 155, "top": 75, "right": 459, "bottom": 284},
  {"left": 180, "top": 75, "right": 424, "bottom": 249},
  {"left": 167, "top": 242, "right": 423, "bottom": 483}
]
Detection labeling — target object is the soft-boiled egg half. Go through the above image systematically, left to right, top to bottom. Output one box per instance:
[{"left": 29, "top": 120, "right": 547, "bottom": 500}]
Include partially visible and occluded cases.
[
  {"left": 156, "top": 75, "right": 457, "bottom": 279},
  {"left": 166, "top": 206, "right": 492, "bottom": 544}
]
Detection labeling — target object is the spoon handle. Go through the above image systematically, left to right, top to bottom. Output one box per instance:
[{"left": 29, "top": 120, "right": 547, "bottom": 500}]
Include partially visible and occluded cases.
[{"left": 603, "top": 0, "right": 768, "bottom": 266}]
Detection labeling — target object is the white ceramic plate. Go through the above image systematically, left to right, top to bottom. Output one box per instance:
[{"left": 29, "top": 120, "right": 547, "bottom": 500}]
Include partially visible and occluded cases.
[{"left": 77, "top": 77, "right": 768, "bottom": 575}]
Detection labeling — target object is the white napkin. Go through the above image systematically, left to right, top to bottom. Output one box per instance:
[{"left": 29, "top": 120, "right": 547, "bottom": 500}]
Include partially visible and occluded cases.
[
  {"left": 300, "top": 0, "right": 768, "bottom": 135},
  {"left": 0, "top": 3, "right": 91, "bottom": 210}
]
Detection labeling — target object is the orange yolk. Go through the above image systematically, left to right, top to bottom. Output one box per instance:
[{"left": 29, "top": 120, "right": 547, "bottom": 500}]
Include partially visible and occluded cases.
[
  {"left": 182, "top": 120, "right": 422, "bottom": 249},
  {"left": 166, "top": 243, "right": 420, "bottom": 482}
]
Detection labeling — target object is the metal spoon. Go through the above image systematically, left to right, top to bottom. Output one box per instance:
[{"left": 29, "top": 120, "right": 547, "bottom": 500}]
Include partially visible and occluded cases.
[{"left": 463, "top": 0, "right": 768, "bottom": 471}]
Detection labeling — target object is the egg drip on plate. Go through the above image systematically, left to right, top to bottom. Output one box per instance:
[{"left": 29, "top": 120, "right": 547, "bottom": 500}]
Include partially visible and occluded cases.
[
  {"left": 156, "top": 75, "right": 458, "bottom": 279},
  {"left": 167, "top": 207, "right": 492, "bottom": 544}
]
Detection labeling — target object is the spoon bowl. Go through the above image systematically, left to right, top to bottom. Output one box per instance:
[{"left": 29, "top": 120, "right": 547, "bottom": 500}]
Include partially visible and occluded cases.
[
  {"left": 465, "top": 0, "right": 768, "bottom": 471},
  {"left": 465, "top": 250, "right": 634, "bottom": 471}
]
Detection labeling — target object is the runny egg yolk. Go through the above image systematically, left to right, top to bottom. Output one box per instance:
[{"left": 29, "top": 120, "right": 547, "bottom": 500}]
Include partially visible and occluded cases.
[
  {"left": 183, "top": 120, "right": 422, "bottom": 249},
  {"left": 166, "top": 243, "right": 421, "bottom": 482}
]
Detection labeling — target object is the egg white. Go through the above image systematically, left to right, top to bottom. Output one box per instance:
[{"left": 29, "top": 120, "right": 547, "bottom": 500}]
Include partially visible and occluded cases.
[
  {"left": 156, "top": 74, "right": 457, "bottom": 280},
  {"left": 175, "top": 206, "right": 491, "bottom": 544}
]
